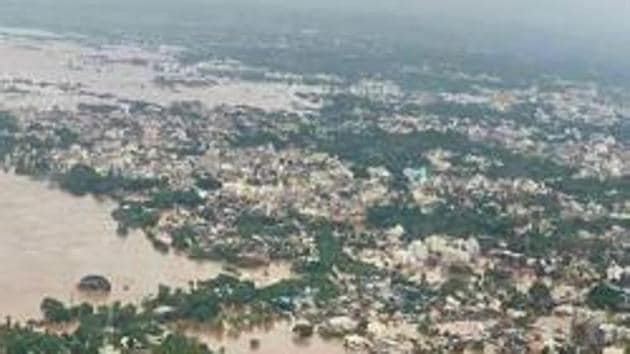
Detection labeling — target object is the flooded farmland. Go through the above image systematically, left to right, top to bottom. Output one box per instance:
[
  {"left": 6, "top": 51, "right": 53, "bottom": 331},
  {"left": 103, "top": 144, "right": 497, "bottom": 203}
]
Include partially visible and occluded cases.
[{"left": 184, "top": 321, "right": 348, "bottom": 354}]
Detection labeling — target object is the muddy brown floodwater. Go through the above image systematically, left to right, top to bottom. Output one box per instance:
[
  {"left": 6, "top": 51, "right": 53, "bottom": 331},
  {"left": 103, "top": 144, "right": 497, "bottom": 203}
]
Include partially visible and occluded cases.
[
  {"left": 0, "top": 172, "right": 286, "bottom": 320},
  {"left": 185, "top": 321, "right": 348, "bottom": 354}
]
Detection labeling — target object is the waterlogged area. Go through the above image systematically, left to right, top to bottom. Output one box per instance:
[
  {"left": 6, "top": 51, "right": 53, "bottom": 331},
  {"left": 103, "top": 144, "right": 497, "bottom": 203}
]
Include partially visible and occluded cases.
[
  {"left": 0, "top": 172, "right": 289, "bottom": 321},
  {"left": 183, "top": 321, "right": 348, "bottom": 354}
]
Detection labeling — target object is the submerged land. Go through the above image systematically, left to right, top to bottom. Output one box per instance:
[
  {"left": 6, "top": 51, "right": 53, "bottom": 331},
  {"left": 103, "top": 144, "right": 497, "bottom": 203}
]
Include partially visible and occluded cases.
[{"left": 0, "top": 16, "right": 630, "bottom": 354}]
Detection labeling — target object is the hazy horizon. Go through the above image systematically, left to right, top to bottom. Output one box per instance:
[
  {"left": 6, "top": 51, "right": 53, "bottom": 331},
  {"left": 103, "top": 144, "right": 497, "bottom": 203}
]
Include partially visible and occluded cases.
[
  {"left": 1, "top": 0, "right": 629, "bottom": 85},
  {"left": 2, "top": 0, "right": 629, "bottom": 36}
]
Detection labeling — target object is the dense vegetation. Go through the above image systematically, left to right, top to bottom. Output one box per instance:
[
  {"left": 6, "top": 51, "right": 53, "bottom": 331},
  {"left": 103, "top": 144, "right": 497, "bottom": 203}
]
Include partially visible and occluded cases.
[
  {"left": 0, "top": 112, "right": 19, "bottom": 159},
  {"left": 58, "top": 164, "right": 164, "bottom": 197},
  {"left": 587, "top": 283, "right": 629, "bottom": 311}
]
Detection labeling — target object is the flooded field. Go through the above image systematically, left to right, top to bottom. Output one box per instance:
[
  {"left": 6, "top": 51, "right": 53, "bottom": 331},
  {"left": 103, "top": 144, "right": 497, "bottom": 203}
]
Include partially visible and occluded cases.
[
  {"left": 0, "top": 33, "right": 322, "bottom": 113},
  {"left": 0, "top": 172, "right": 288, "bottom": 320},
  {"left": 184, "top": 321, "right": 348, "bottom": 354}
]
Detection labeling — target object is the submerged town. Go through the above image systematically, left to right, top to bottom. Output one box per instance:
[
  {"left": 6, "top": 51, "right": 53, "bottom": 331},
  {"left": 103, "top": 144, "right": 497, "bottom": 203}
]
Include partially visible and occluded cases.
[{"left": 1, "top": 17, "right": 630, "bottom": 354}]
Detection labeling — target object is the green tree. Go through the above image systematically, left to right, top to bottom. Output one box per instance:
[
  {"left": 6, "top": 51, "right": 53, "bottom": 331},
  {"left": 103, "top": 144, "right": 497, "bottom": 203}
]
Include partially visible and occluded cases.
[
  {"left": 528, "top": 282, "right": 554, "bottom": 314},
  {"left": 587, "top": 282, "right": 626, "bottom": 311},
  {"left": 40, "top": 298, "right": 72, "bottom": 323},
  {"left": 153, "top": 333, "right": 212, "bottom": 354}
]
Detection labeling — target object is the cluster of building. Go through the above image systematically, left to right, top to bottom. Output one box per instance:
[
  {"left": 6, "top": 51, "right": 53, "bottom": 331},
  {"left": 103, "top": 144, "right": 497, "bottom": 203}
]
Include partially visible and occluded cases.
[{"left": 2, "top": 33, "right": 630, "bottom": 353}]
